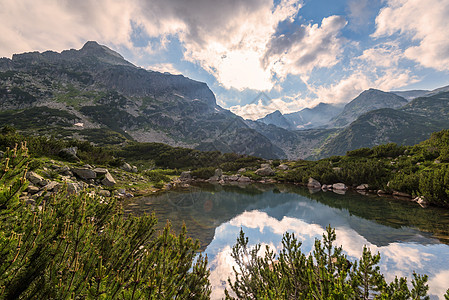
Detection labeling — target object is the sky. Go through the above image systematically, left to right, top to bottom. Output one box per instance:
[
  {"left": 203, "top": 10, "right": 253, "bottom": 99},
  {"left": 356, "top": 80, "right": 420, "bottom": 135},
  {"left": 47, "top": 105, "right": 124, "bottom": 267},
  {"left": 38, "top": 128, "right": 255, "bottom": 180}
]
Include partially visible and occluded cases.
[{"left": 1, "top": 0, "right": 449, "bottom": 119}]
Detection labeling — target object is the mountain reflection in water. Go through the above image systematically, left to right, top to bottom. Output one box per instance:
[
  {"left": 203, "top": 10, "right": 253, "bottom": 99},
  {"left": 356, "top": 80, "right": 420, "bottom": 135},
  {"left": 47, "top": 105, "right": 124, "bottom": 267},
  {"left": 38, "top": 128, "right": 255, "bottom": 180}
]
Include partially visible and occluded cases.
[{"left": 126, "top": 183, "right": 449, "bottom": 299}]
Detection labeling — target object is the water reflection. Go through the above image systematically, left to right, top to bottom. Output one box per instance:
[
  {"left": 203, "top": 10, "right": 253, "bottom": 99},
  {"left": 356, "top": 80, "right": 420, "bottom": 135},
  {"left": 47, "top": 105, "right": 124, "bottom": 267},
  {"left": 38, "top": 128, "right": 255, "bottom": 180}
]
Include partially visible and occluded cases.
[{"left": 126, "top": 183, "right": 449, "bottom": 299}]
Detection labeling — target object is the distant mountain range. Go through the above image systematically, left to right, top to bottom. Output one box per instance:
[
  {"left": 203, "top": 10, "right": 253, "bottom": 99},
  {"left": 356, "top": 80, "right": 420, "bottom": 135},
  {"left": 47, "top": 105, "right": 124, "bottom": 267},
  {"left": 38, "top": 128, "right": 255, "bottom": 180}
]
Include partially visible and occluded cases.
[
  {"left": 1, "top": 41, "right": 448, "bottom": 160},
  {"left": 256, "top": 102, "right": 343, "bottom": 130}
]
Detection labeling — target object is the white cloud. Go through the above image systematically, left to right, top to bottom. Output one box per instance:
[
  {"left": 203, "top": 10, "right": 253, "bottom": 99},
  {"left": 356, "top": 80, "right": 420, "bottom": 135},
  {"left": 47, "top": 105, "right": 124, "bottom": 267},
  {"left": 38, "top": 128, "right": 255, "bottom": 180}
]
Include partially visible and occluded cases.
[
  {"left": 0, "top": 0, "right": 135, "bottom": 57},
  {"left": 0, "top": 0, "right": 350, "bottom": 92},
  {"left": 373, "top": 0, "right": 449, "bottom": 71},
  {"left": 263, "top": 15, "right": 348, "bottom": 79},
  {"left": 357, "top": 43, "right": 404, "bottom": 68},
  {"left": 147, "top": 63, "right": 181, "bottom": 74},
  {"left": 229, "top": 92, "right": 321, "bottom": 120}
]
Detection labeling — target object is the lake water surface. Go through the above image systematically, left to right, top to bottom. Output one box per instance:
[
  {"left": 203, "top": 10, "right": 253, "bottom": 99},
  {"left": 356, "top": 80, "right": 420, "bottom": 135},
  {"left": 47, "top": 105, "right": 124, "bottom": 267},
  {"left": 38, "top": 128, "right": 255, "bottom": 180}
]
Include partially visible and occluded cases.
[{"left": 126, "top": 183, "right": 449, "bottom": 299}]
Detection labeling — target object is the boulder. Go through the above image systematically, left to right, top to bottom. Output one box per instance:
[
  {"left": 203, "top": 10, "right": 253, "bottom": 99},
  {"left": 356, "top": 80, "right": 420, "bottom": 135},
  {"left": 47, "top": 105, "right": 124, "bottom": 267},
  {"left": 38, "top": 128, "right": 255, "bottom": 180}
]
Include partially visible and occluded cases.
[
  {"left": 121, "top": 162, "right": 132, "bottom": 172},
  {"left": 260, "top": 163, "right": 271, "bottom": 169},
  {"left": 277, "top": 164, "right": 289, "bottom": 170},
  {"left": 58, "top": 165, "right": 72, "bottom": 176},
  {"left": 132, "top": 166, "right": 138, "bottom": 173},
  {"left": 255, "top": 167, "right": 275, "bottom": 176},
  {"left": 72, "top": 168, "right": 96, "bottom": 180},
  {"left": 93, "top": 168, "right": 109, "bottom": 175},
  {"left": 214, "top": 168, "right": 223, "bottom": 178},
  {"left": 238, "top": 168, "right": 246, "bottom": 173},
  {"left": 26, "top": 171, "right": 45, "bottom": 186},
  {"left": 179, "top": 171, "right": 192, "bottom": 181},
  {"left": 101, "top": 172, "right": 116, "bottom": 186},
  {"left": 228, "top": 175, "right": 239, "bottom": 181},
  {"left": 238, "top": 176, "right": 251, "bottom": 183},
  {"left": 307, "top": 178, "right": 321, "bottom": 189},
  {"left": 43, "top": 181, "right": 60, "bottom": 192},
  {"left": 67, "top": 182, "right": 81, "bottom": 194},
  {"left": 332, "top": 183, "right": 347, "bottom": 190},
  {"left": 356, "top": 184, "right": 369, "bottom": 190},
  {"left": 26, "top": 185, "right": 40, "bottom": 194},
  {"left": 98, "top": 190, "right": 111, "bottom": 197}
]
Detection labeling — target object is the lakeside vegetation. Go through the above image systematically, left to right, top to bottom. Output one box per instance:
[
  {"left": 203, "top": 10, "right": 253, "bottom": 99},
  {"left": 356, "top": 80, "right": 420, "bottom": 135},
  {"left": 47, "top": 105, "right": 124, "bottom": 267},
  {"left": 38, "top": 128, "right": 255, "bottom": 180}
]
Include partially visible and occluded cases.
[{"left": 0, "top": 126, "right": 449, "bottom": 207}]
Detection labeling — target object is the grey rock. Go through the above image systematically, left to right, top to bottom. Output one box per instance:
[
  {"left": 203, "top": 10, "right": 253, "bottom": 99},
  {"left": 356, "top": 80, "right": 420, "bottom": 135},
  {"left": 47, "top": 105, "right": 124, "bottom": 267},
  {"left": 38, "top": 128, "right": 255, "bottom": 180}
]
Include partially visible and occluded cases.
[
  {"left": 121, "top": 163, "right": 132, "bottom": 172},
  {"left": 260, "top": 163, "right": 271, "bottom": 168},
  {"left": 277, "top": 164, "right": 289, "bottom": 170},
  {"left": 57, "top": 165, "right": 72, "bottom": 176},
  {"left": 132, "top": 166, "right": 138, "bottom": 173},
  {"left": 255, "top": 167, "right": 275, "bottom": 176},
  {"left": 72, "top": 168, "right": 96, "bottom": 180},
  {"left": 93, "top": 168, "right": 109, "bottom": 175},
  {"left": 214, "top": 168, "right": 223, "bottom": 178},
  {"left": 238, "top": 168, "right": 246, "bottom": 173},
  {"left": 26, "top": 171, "right": 48, "bottom": 186},
  {"left": 179, "top": 171, "right": 192, "bottom": 181},
  {"left": 101, "top": 172, "right": 116, "bottom": 186},
  {"left": 229, "top": 175, "right": 239, "bottom": 181},
  {"left": 238, "top": 176, "right": 251, "bottom": 183},
  {"left": 307, "top": 178, "right": 321, "bottom": 189},
  {"left": 43, "top": 181, "right": 60, "bottom": 191},
  {"left": 67, "top": 182, "right": 82, "bottom": 194},
  {"left": 165, "top": 183, "right": 173, "bottom": 190},
  {"left": 332, "top": 183, "right": 347, "bottom": 190},
  {"left": 356, "top": 184, "right": 369, "bottom": 190},
  {"left": 26, "top": 185, "right": 40, "bottom": 194},
  {"left": 117, "top": 188, "right": 126, "bottom": 195},
  {"left": 98, "top": 190, "right": 111, "bottom": 197}
]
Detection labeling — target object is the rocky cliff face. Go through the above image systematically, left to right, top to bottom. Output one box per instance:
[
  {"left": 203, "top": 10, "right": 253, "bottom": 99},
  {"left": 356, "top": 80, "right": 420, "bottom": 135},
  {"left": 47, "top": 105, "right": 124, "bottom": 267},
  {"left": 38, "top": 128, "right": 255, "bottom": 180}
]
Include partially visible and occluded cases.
[{"left": 0, "top": 41, "right": 284, "bottom": 159}]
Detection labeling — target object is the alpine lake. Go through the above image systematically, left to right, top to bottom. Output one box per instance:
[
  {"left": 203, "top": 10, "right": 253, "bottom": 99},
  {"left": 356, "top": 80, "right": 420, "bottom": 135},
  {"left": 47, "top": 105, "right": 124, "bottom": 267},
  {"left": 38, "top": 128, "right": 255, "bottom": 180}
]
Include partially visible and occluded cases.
[{"left": 125, "top": 183, "right": 449, "bottom": 299}]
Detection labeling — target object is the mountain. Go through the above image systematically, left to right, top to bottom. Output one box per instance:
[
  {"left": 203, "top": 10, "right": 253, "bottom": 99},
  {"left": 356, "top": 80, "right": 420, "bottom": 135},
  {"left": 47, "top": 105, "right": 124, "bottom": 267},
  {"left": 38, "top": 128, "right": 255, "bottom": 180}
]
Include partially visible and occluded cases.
[
  {"left": 0, "top": 41, "right": 284, "bottom": 159},
  {"left": 330, "top": 89, "right": 408, "bottom": 127},
  {"left": 391, "top": 90, "right": 429, "bottom": 101},
  {"left": 318, "top": 91, "right": 449, "bottom": 157},
  {"left": 256, "top": 102, "right": 343, "bottom": 130},
  {"left": 285, "top": 103, "right": 343, "bottom": 129},
  {"left": 256, "top": 110, "right": 293, "bottom": 129}
]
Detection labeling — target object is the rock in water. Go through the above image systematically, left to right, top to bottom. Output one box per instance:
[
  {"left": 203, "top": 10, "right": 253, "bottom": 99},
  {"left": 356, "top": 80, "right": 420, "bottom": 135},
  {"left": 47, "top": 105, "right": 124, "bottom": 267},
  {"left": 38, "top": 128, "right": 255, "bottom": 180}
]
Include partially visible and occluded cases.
[
  {"left": 307, "top": 178, "right": 321, "bottom": 189},
  {"left": 332, "top": 183, "right": 347, "bottom": 190}
]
